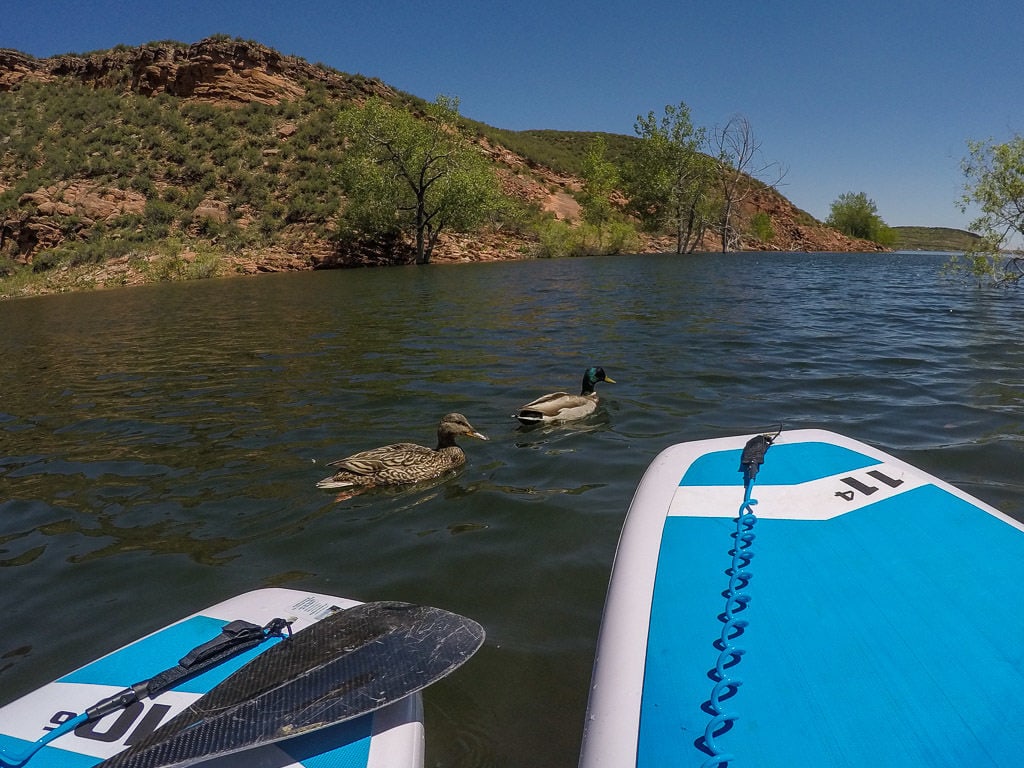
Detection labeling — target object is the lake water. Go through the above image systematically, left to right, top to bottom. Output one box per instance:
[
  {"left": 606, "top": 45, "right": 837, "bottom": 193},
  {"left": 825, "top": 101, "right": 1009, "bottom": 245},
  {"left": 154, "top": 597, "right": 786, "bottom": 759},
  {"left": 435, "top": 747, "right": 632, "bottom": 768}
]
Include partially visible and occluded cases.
[{"left": 2, "top": 251, "right": 1023, "bottom": 767}]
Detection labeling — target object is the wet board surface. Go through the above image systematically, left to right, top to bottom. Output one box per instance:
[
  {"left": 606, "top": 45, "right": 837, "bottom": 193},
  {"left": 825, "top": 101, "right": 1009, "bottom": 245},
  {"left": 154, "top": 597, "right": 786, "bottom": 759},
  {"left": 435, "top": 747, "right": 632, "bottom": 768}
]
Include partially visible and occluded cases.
[
  {"left": 579, "top": 429, "right": 1024, "bottom": 768},
  {"left": 0, "top": 588, "right": 424, "bottom": 768}
]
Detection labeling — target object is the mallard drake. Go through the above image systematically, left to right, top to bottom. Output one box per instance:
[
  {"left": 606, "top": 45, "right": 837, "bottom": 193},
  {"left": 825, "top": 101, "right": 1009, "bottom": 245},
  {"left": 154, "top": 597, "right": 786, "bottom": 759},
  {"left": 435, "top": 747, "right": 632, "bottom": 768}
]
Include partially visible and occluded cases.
[
  {"left": 513, "top": 367, "right": 616, "bottom": 425},
  {"left": 316, "top": 413, "right": 488, "bottom": 496}
]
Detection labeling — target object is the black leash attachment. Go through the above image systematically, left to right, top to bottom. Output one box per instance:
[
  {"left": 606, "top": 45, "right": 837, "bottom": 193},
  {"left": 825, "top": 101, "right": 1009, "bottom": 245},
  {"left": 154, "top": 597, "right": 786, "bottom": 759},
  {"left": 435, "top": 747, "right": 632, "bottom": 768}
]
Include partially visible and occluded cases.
[
  {"left": 738, "top": 426, "right": 781, "bottom": 485},
  {"left": 86, "top": 617, "right": 292, "bottom": 719}
]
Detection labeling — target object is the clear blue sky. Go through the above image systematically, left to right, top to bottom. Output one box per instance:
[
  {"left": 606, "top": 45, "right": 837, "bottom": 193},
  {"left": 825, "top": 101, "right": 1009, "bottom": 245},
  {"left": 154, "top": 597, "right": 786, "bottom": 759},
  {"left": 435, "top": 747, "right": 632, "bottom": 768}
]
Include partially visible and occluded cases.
[{"left": 5, "top": 0, "right": 1024, "bottom": 232}]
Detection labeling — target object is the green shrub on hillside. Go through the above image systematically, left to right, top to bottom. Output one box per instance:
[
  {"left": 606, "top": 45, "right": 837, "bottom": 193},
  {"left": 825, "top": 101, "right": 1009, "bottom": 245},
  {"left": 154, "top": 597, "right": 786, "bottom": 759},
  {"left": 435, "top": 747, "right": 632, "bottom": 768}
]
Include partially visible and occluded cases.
[
  {"left": 750, "top": 211, "right": 774, "bottom": 242},
  {"left": 532, "top": 217, "right": 639, "bottom": 257},
  {"left": 145, "top": 248, "right": 223, "bottom": 282}
]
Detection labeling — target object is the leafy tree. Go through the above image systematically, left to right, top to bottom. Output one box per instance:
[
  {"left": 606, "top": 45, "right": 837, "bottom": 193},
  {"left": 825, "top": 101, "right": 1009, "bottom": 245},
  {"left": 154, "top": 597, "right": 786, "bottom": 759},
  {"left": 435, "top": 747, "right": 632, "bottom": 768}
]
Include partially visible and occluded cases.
[
  {"left": 336, "top": 95, "right": 503, "bottom": 264},
  {"left": 625, "top": 103, "right": 710, "bottom": 253},
  {"left": 578, "top": 135, "right": 619, "bottom": 247},
  {"left": 954, "top": 136, "right": 1024, "bottom": 283},
  {"left": 826, "top": 191, "right": 896, "bottom": 246}
]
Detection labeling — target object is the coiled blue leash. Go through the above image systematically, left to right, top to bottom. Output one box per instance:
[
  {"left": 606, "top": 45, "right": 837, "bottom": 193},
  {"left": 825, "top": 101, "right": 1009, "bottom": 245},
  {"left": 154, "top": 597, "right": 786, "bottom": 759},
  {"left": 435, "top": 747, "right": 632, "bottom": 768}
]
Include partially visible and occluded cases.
[{"left": 701, "top": 430, "right": 776, "bottom": 768}]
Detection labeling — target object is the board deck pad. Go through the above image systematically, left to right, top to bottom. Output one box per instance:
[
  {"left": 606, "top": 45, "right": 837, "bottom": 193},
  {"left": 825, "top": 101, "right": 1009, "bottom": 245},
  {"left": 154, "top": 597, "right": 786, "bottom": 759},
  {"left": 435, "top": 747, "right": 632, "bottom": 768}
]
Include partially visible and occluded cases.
[
  {"left": 579, "top": 429, "right": 1024, "bottom": 768},
  {"left": 0, "top": 589, "right": 425, "bottom": 768}
]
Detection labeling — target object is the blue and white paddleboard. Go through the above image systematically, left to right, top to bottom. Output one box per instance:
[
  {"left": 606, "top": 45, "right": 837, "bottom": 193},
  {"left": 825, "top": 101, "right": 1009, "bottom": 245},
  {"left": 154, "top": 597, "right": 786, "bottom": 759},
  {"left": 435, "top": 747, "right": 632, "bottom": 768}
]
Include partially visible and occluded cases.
[
  {"left": 579, "top": 429, "right": 1024, "bottom": 768},
  {"left": 0, "top": 588, "right": 424, "bottom": 768}
]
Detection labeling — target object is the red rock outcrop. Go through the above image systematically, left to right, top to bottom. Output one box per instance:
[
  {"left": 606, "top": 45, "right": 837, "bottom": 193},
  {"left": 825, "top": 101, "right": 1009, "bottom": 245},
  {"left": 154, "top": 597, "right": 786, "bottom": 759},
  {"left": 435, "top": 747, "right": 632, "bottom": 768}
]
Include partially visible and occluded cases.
[
  {"left": 0, "top": 38, "right": 395, "bottom": 106},
  {"left": 130, "top": 39, "right": 305, "bottom": 105},
  {"left": 0, "top": 49, "right": 50, "bottom": 90},
  {"left": 3, "top": 182, "right": 148, "bottom": 266},
  {"left": 19, "top": 182, "right": 146, "bottom": 222}
]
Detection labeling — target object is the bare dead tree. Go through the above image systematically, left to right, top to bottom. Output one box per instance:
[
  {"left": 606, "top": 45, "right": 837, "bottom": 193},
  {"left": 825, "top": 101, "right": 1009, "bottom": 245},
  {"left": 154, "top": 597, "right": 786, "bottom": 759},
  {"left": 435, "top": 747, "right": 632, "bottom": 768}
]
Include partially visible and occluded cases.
[{"left": 710, "top": 115, "right": 786, "bottom": 253}]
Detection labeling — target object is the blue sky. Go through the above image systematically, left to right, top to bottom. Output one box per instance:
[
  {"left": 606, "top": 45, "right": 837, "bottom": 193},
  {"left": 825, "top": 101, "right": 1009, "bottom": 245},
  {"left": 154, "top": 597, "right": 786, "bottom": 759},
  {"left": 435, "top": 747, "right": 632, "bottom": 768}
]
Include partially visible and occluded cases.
[{"left": 5, "top": 0, "right": 1024, "bottom": 232}]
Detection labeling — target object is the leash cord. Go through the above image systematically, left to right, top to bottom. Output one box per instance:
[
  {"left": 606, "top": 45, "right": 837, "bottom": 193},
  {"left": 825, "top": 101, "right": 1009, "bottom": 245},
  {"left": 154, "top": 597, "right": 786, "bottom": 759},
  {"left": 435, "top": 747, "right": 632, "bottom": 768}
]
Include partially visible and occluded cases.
[{"left": 700, "top": 430, "right": 777, "bottom": 768}]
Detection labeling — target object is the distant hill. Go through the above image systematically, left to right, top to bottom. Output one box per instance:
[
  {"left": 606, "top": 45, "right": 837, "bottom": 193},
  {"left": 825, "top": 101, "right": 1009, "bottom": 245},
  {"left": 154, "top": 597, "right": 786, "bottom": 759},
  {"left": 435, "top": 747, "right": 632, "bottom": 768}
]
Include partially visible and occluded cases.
[
  {"left": 1, "top": 36, "right": 887, "bottom": 296},
  {"left": 892, "top": 226, "right": 980, "bottom": 252}
]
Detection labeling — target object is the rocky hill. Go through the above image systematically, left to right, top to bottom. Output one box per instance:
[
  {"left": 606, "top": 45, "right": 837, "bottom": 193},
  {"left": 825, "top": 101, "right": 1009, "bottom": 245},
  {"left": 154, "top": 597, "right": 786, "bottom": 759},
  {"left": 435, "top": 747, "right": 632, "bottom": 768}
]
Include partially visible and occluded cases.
[
  {"left": 0, "top": 36, "right": 883, "bottom": 294},
  {"left": 0, "top": 38, "right": 391, "bottom": 105}
]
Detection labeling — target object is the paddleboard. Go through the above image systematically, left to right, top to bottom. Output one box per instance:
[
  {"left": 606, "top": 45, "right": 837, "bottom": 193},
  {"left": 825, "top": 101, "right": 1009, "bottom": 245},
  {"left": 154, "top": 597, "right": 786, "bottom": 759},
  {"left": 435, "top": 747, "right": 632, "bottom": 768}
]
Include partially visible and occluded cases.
[
  {"left": 579, "top": 429, "right": 1024, "bottom": 767},
  {"left": 0, "top": 588, "right": 424, "bottom": 768}
]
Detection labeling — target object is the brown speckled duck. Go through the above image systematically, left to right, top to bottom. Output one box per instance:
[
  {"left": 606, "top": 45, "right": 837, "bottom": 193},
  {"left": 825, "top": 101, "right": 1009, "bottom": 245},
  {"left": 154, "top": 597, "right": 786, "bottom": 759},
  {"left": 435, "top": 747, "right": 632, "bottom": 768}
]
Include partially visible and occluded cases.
[
  {"left": 513, "top": 367, "right": 616, "bottom": 425},
  {"left": 316, "top": 413, "right": 488, "bottom": 496}
]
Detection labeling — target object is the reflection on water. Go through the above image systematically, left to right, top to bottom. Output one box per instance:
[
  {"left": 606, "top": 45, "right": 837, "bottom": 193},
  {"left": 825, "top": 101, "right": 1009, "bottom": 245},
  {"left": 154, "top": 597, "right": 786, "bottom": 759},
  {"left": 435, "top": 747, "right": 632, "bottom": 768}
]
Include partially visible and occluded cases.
[{"left": 2, "top": 252, "right": 1023, "bottom": 767}]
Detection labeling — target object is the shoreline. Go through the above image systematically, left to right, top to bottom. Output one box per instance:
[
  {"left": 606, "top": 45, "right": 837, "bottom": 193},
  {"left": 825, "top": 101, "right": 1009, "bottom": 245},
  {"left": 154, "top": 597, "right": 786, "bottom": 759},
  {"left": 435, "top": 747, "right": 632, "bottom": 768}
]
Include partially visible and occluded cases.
[{"left": 0, "top": 239, "right": 896, "bottom": 302}]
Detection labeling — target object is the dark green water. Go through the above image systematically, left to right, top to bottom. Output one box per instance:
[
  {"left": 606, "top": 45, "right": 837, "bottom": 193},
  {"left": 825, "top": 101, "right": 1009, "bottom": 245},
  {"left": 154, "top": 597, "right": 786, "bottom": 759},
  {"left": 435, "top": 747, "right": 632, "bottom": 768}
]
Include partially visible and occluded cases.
[{"left": 2, "top": 252, "right": 1023, "bottom": 767}]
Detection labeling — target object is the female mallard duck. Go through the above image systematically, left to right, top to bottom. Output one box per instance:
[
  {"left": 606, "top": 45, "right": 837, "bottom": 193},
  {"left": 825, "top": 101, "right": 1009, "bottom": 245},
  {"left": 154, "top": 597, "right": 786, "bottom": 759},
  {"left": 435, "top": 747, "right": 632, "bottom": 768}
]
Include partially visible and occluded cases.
[
  {"left": 513, "top": 367, "right": 615, "bottom": 425},
  {"left": 316, "top": 413, "right": 488, "bottom": 496}
]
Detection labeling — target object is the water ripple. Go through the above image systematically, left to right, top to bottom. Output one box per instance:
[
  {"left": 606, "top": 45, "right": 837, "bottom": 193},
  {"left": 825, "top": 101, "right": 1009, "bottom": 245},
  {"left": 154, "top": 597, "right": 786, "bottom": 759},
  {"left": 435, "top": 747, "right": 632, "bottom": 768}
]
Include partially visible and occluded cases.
[{"left": 1, "top": 253, "right": 1023, "bottom": 767}]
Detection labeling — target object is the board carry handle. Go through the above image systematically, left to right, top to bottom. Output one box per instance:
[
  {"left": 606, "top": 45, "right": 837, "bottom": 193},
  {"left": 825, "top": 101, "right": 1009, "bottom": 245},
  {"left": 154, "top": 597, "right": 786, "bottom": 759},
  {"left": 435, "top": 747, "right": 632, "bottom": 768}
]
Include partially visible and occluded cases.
[{"left": 0, "top": 617, "right": 291, "bottom": 768}]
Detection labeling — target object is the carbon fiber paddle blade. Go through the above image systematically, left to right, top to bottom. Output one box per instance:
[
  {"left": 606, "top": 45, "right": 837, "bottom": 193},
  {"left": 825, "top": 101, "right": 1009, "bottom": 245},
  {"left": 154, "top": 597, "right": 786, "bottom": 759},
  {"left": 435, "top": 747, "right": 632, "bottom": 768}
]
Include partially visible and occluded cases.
[{"left": 100, "top": 601, "right": 485, "bottom": 768}]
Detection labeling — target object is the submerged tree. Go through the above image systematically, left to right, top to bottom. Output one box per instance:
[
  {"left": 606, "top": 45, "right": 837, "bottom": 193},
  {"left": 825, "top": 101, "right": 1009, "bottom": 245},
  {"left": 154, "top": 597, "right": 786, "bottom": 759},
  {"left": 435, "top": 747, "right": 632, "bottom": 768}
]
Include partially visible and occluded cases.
[
  {"left": 336, "top": 95, "right": 503, "bottom": 264},
  {"left": 625, "top": 102, "right": 711, "bottom": 253},
  {"left": 710, "top": 115, "right": 785, "bottom": 253},
  {"left": 953, "top": 135, "right": 1024, "bottom": 284}
]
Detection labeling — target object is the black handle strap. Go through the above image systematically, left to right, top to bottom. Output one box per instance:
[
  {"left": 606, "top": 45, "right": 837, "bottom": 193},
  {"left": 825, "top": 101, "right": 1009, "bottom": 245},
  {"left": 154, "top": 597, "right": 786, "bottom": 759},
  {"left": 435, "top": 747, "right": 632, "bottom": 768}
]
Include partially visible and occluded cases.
[{"left": 85, "top": 617, "right": 291, "bottom": 718}]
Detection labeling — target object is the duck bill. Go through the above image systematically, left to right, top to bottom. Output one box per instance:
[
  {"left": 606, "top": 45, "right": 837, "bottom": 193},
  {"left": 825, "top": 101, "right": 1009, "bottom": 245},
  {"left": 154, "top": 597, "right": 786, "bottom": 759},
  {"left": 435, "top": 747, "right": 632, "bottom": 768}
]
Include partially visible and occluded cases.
[
  {"left": 604, "top": 377, "right": 616, "bottom": 384},
  {"left": 469, "top": 430, "right": 489, "bottom": 441}
]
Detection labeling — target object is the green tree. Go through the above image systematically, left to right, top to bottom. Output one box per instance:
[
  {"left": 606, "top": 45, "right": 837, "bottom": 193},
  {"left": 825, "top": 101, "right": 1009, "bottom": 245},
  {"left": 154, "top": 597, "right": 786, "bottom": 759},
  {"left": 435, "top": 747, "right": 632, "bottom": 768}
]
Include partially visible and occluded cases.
[
  {"left": 336, "top": 95, "right": 503, "bottom": 264},
  {"left": 625, "top": 102, "right": 711, "bottom": 253},
  {"left": 578, "top": 135, "right": 619, "bottom": 247},
  {"left": 954, "top": 136, "right": 1024, "bottom": 283},
  {"left": 826, "top": 191, "right": 896, "bottom": 246}
]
